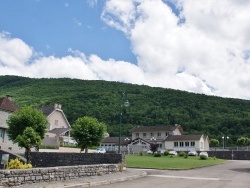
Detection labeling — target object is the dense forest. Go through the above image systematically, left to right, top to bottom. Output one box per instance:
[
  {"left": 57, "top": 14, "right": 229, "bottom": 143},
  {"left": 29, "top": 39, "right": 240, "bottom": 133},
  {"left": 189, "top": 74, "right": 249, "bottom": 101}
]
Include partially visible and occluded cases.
[{"left": 1, "top": 75, "right": 250, "bottom": 146}]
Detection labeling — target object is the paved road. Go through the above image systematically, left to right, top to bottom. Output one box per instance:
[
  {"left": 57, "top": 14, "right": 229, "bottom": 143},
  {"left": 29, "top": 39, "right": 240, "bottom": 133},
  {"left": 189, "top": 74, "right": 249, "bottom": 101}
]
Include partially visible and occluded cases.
[{"left": 98, "top": 160, "right": 250, "bottom": 188}]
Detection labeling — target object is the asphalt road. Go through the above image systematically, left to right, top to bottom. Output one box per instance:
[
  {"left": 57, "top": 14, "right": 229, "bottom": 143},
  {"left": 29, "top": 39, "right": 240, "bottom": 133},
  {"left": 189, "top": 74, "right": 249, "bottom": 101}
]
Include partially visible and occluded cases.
[{"left": 98, "top": 160, "right": 250, "bottom": 188}]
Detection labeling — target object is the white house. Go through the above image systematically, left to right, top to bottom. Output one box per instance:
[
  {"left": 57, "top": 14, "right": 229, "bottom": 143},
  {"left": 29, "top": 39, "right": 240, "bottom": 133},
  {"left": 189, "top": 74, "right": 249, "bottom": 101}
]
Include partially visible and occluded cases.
[{"left": 128, "top": 124, "right": 209, "bottom": 153}]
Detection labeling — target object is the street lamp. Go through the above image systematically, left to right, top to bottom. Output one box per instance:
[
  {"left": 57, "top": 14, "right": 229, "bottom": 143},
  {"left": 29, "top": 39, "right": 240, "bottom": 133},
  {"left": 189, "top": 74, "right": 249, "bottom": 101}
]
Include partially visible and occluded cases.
[
  {"left": 118, "top": 92, "right": 130, "bottom": 154},
  {"left": 222, "top": 136, "right": 229, "bottom": 150},
  {"left": 124, "top": 137, "right": 130, "bottom": 154}
]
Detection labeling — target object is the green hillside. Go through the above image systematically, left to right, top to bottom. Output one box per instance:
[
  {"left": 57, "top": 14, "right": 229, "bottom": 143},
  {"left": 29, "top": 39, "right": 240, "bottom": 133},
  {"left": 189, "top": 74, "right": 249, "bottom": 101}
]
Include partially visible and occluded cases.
[{"left": 1, "top": 75, "right": 250, "bottom": 145}]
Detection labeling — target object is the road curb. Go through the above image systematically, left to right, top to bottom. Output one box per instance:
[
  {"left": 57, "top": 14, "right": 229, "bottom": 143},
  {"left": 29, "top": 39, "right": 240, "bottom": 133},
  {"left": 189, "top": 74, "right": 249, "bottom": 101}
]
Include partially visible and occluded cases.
[{"left": 63, "top": 171, "right": 147, "bottom": 188}]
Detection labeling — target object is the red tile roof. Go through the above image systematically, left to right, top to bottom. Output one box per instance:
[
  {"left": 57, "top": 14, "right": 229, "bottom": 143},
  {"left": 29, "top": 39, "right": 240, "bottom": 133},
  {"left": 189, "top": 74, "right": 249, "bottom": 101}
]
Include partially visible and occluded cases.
[{"left": 0, "top": 96, "right": 18, "bottom": 112}]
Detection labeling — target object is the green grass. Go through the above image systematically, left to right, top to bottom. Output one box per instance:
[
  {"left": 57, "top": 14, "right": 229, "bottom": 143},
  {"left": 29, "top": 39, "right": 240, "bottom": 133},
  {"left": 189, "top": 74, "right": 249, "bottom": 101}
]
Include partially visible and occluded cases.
[{"left": 125, "top": 154, "right": 226, "bottom": 170}]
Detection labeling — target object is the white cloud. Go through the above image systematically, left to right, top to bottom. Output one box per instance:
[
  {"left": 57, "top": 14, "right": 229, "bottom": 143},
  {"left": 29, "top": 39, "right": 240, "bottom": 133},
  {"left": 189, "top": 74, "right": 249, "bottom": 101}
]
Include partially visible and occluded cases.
[{"left": 1, "top": 0, "right": 250, "bottom": 100}]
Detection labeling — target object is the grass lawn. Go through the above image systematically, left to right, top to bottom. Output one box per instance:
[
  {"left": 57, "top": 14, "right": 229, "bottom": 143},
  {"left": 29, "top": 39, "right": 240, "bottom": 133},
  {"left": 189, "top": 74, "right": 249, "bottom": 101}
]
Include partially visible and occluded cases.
[{"left": 125, "top": 154, "right": 227, "bottom": 170}]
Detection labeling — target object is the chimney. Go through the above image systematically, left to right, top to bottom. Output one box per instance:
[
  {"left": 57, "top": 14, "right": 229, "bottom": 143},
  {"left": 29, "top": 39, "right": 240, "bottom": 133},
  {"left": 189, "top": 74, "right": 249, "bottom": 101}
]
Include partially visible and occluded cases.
[
  {"left": 6, "top": 95, "right": 12, "bottom": 101},
  {"left": 54, "top": 103, "right": 58, "bottom": 109}
]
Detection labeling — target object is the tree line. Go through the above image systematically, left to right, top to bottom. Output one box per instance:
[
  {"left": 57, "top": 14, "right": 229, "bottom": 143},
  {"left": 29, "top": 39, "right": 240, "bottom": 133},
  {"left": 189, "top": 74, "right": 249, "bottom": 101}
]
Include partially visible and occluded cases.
[{"left": 1, "top": 75, "right": 250, "bottom": 146}]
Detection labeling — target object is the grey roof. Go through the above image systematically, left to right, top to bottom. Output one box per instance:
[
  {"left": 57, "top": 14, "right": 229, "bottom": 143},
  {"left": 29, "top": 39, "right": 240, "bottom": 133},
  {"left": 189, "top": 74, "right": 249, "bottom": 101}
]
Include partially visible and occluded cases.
[
  {"left": 40, "top": 106, "right": 55, "bottom": 116},
  {"left": 131, "top": 125, "right": 182, "bottom": 133},
  {"left": 49, "top": 128, "right": 70, "bottom": 135},
  {"left": 164, "top": 135, "right": 202, "bottom": 141},
  {"left": 102, "top": 137, "right": 131, "bottom": 145}
]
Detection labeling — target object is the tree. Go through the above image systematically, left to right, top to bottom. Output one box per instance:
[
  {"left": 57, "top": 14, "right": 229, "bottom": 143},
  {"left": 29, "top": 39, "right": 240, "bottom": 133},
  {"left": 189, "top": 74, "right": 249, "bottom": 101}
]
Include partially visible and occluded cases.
[
  {"left": 7, "top": 106, "right": 48, "bottom": 163},
  {"left": 71, "top": 116, "right": 107, "bottom": 153},
  {"left": 16, "top": 127, "right": 42, "bottom": 162},
  {"left": 237, "top": 137, "right": 250, "bottom": 146},
  {"left": 209, "top": 139, "right": 220, "bottom": 147},
  {"left": 150, "top": 143, "right": 158, "bottom": 154}
]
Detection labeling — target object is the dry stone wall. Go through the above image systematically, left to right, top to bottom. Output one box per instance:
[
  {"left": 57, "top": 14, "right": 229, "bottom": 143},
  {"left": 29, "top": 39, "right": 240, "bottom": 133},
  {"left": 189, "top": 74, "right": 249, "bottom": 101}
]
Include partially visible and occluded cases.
[{"left": 0, "top": 164, "right": 120, "bottom": 187}]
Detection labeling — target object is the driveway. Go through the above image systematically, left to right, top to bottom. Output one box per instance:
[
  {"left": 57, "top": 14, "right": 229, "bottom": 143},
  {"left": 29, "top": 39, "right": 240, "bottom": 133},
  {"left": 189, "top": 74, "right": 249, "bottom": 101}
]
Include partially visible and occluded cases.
[{"left": 98, "top": 160, "right": 250, "bottom": 188}]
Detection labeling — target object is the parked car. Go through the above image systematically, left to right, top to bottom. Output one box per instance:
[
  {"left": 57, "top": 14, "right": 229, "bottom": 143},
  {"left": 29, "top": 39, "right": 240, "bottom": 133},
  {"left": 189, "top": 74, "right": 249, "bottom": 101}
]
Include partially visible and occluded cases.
[
  {"left": 93, "top": 148, "right": 106, "bottom": 153},
  {"left": 158, "top": 149, "right": 165, "bottom": 154},
  {"left": 147, "top": 150, "right": 153, "bottom": 154},
  {"left": 169, "top": 150, "right": 178, "bottom": 156},
  {"left": 188, "top": 151, "right": 198, "bottom": 156},
  {"left": 199, "top": 151, "right": 208, "bottom": 157}
]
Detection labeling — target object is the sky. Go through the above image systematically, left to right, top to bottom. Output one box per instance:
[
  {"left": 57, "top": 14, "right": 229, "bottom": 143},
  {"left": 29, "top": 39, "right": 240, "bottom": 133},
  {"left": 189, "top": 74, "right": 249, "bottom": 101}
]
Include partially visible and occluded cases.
[{"left": 0, "top": 0, "right": 250, "bottom": 100}]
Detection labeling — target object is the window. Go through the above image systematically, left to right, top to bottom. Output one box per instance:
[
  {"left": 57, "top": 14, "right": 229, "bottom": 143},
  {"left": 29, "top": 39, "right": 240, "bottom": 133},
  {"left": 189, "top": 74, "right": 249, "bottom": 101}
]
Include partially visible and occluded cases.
[
  {"left": 55, "top": 120, "right": 58, "bottom": 126},
  {"left": 0, "top": 129, "right": 4, "bottom": 138},
  {"left": 165, "top": 132, "right": 169, "bottom": 136},
  {"left": 136, "top": 133, "right": 139, "bottom": 138},
  {"left": 143, "top": 133, "right": 146, "bottom": 137},
  {"left": 150, "top": 133, "right": 154, "bottom": 137},
  {"left": 157, "top": 133, "right": 161, "bottom": 137},
  {"left": 174, "top": 142, "right": 178, "bottom": 147},
  {"left": 180, "top": 142, "right": 184, "bottom": 147},
  {"left": 185, "top": 142, "right": 189, "bottom": 147},
  {"left": 191, "top": 142, "right": 195, "bottom": 147}
]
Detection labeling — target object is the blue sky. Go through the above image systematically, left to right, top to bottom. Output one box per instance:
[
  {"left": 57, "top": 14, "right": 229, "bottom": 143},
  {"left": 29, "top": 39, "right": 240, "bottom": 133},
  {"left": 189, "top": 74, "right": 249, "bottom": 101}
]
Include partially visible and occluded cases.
[
  {"left": 0, "top": 0, "right": 136, "bottom": 63},
  {"left": 1, "top": 0, "right": 250, "bottom": 100}
]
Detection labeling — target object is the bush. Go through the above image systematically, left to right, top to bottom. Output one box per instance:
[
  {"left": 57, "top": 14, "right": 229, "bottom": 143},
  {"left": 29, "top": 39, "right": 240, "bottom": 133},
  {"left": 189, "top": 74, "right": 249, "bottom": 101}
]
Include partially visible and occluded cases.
[
  {"left": 163, "top": 151, "right": 169, "bottom": 156},
  {"left": 178, "top": 151, "right": 186, "bottom": 157},
  {"left": 139, "top": 152, "right": 143, "bottom": 156},
  {"left": 154, "top": 153, "right": 161, "bottom": 157},
  {"left": 200, "top": 155, "right": 208, "bottom": 160},
  {"left": 8, "top": 158, "right": 32, "bottom": 169}
]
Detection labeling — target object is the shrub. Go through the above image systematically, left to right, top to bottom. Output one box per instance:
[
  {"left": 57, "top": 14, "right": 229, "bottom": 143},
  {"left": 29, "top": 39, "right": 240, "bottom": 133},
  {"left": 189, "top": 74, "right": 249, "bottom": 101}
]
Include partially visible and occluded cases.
[
  {"left": 163, "top": 150, "right": 169, "bottom": 156},
  {"left": 179, "top": 151, "right": 186, "bottom": 157},
  {"left": 139, "top": 152, "right": 143, "bottom": 156},
  {"left": 154, "top": 153, "right": 161, "bottom": 157},
  {"left": 200, "top": 155, "right": 208, "bottom": 160},
  {"left": 8, "top": 158, "right": 32, "bottom": 169}
]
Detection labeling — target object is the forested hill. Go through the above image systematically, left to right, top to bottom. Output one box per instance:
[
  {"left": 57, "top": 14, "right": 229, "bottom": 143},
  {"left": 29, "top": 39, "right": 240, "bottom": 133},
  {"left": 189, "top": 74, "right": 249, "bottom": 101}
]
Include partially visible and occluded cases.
[{"left": 1, "top": 75, "right": 250, "bottom": 145}]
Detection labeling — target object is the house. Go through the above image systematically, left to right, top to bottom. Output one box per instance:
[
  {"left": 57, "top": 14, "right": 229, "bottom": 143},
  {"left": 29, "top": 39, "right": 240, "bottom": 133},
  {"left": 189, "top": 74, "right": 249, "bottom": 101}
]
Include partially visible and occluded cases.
[
  {"left": 0, "top": 96, "right": 24, "bottom": 153},
  {"left": 40, "top": 103, "right": 73, "bottom": 147},
  {"left": 129, "top": 124, "right": 209, "bottom": 153},
  {"left": 164, "top": 134, "right": 209, "bottom": 151},
  {"left": 101, "top": 137, "right": 131, "bottom": 152}
]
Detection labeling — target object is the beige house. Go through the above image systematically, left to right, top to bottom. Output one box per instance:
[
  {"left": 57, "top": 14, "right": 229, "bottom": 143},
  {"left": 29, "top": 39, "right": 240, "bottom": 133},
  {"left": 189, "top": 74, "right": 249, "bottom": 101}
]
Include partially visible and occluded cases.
[
  {"left": 0, "top": 96, "right": 25, "bottom": 153},
  {"left": 41, "top": 104, "right": 73, "bottom": 147}
]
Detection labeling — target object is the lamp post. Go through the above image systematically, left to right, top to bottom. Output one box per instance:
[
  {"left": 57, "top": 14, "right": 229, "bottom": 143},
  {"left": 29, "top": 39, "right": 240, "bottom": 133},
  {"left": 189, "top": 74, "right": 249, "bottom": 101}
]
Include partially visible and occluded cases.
[
  {"left": 118, "top": 92, "right": 130, "bottom": 154},
  {"left": 222, "top": 136, "right": 229, "bottom": 150},
  {"left": 124, "top": 137, "right": 130, "bottom": 154}
]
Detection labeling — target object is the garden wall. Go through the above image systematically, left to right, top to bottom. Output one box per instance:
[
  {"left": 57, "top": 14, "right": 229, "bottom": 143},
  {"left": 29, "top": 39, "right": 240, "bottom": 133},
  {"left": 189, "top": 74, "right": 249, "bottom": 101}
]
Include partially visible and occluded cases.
[
  {"left": 207, "top": 151, "right": 250, "bottom": 160},
  {"left": 30, "top": 152, "right": 123, "bottom": 167},
  {"left": 0, "top": 164, "right": 120, "bottom": 187}
]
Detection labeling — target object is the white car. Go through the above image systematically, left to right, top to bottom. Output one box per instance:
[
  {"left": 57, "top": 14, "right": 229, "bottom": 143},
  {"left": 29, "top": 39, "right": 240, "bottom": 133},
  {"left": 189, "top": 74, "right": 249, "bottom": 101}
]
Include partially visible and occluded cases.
[
  {"left": 93, "top": 148, "right": 106, "bottom": 153},
  {"left": 147, "top": 150, "right": 153, "bottom": 154},
  {"left": 169, "top": 150, "right": 178, "bottom": 156},
  {"left": 188, "top": 151, "right": 198, "bottom": 156},
  {"left": 199, "top": 152, "right": 208, "bottom": 157}
]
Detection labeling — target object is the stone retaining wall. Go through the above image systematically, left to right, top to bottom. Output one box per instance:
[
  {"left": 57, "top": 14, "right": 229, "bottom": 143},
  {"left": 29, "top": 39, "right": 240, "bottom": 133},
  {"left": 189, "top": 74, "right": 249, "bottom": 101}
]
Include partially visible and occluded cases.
[{"left": 0, "top": 164, "right": 120, "bottom": 187}]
